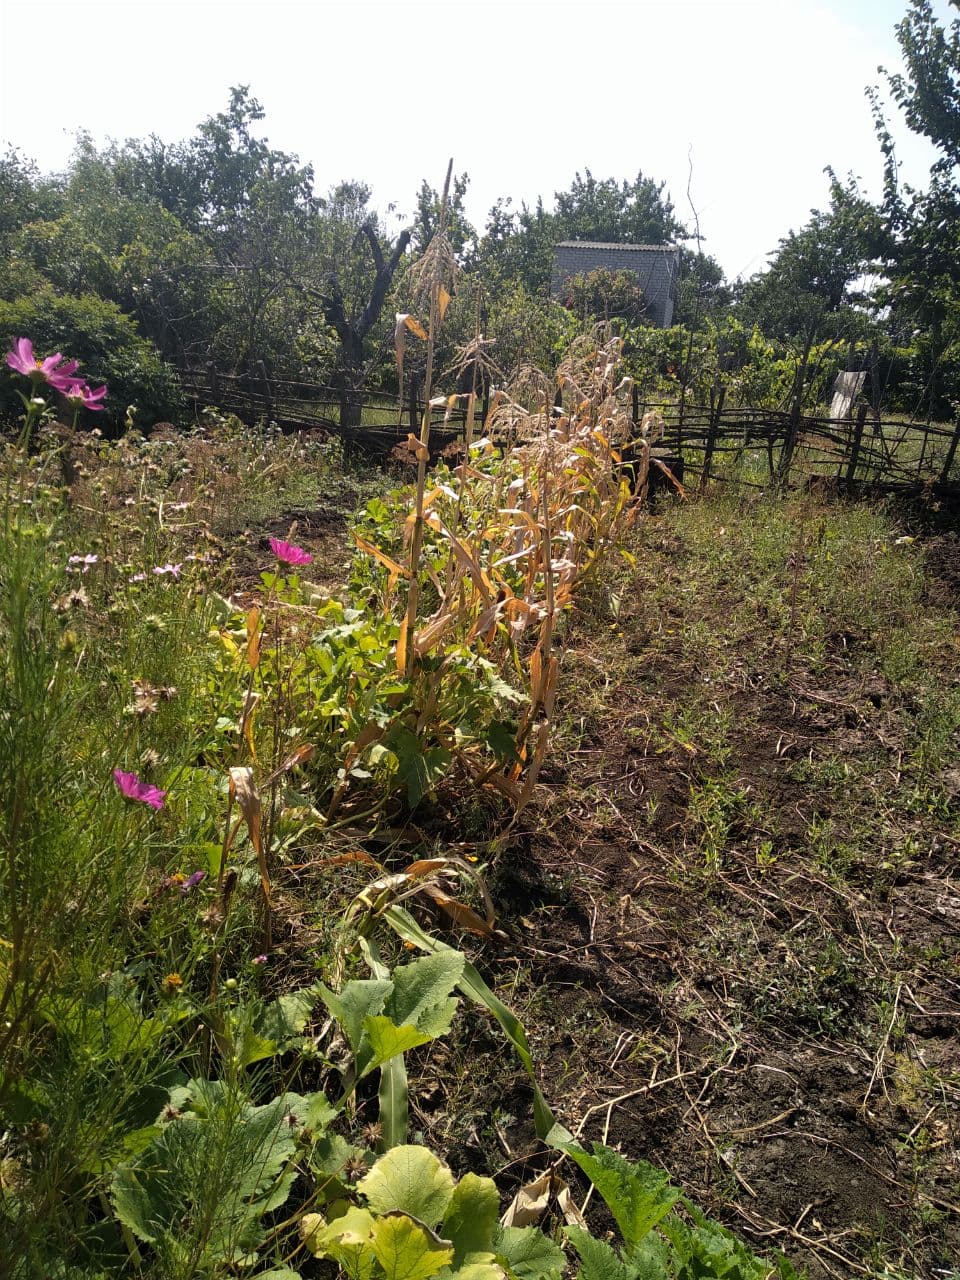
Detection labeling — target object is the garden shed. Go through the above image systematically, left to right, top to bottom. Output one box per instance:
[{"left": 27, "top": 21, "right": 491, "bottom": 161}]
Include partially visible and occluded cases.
[{"left": 552, "top": 241, "right": 680, "bottom": 327}]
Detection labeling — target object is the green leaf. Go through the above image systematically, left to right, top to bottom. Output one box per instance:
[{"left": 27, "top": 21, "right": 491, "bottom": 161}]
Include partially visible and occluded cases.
[
  {"left": 484, "top": 719, "right": 521, "bottom": 763},
  {"left": 389, "top": 726, "right": 451, "bottom": 807},
  {"left": 384, "top": 951, "right": 465, "bottom": 1037},
  {"left": 318, "top": 979, "right": 393, "bottom": 1052},
  {"left": 258, "top": 986, "right": 320, "bottom": 1047},
  {"left": 361, "top": 1016, "right": 433, "bottom": 1075},
  {"left": 236, "top": 1025, "right": 281, "bottom": 1068},
  {"left": 110, "top": 1079, "right": 301, "bottom": 1262},
  {"left": 280, "top": 1089, "right": 338, "bottom": 1131},
  {"left": 548, "top": 1140, "right": 679, "bottom": 1252},
  {"left": 358, "top": 1146, "right": 455, "bottom": 1228},
  {"left": 441, "top": 1172, "right": 500, "bottom": 1262},
  {"left": 659, "top": 1202, "right": 776, "bottom": 1280},
  {"left": 302, "top": 1205, "right": 378, "bottom": 1280},
  {"left": 370, "top": 1212, "right": 455, "bottom": 1280},
  {"left": 494, "top": 1227, "right": 566, "bottom": 1280},
  {"left": 565, "top": 1228, "right": 641, "bottom": 1280},
  {"left": 441, "top": 1257, "right": 506, "bottom": 1280}
]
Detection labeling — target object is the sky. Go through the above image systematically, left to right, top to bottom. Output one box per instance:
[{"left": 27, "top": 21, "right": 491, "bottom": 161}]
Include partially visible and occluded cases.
[{"left": 0, "top": 0, "right": 952, "bottom": 280}]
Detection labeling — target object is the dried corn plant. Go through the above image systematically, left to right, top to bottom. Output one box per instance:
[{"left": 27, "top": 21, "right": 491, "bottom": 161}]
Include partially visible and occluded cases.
[{"left": 360, "top": 323, "right": 646, "bottom": 814}]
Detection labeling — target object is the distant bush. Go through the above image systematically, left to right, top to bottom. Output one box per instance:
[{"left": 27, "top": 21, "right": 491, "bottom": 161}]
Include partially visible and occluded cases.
[{"left": 0, "top": 290, "right": 185, "bottom": 429}]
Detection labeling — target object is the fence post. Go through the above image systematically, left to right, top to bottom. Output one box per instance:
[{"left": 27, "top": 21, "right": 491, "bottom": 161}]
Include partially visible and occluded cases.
[
  {"left": 257, "top": 361, "right": 273, "bottom": 425},
  {"left": 632, "top": 383, "right": 640, "bottom": 427},
  {"left": 700, "top": 387, "right": 725, "bottom": 489},
  {"left": 777, "top": 398, "right": 804, "bottom": 491},
  {"left": 844, "top": 403, "right": 868, "bottom": 490},
  {"left": 938, "top": 417, "right": 960, "bottom": 485}
]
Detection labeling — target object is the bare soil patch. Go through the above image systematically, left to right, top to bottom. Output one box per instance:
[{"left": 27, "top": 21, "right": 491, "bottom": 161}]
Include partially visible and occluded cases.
[{"left": 433, "top": 500, "right": 960, "bottom": 1280}]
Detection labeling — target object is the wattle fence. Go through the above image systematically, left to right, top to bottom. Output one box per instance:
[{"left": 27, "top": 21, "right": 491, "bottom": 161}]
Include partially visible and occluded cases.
[{"left": 179, "top": 368, "right": 960, "bottom": 496}]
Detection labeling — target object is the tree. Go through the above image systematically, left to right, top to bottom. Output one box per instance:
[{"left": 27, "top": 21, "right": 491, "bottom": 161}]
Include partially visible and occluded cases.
[
  {"left": 869, "top": 1, "right": 960, "bottom": 414},
  {"left": 477, "top": 170, "right": 686, "bottom": 296},
  {"left": 410, "top": 172, "right": 476, "bottom": 260},
  {"left": 736, "top": 176, "right": 880, "bottom": 345},
  {"left": 292, "top": 181, "right": 412, "bottom": 427},
  {"left": 560, "top": 267, "right": 649, "bottom": 325}
]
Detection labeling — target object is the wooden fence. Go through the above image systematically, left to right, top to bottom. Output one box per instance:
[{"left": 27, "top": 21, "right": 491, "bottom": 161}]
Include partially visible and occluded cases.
[{"left": 179, "top": 368, "right": 960, "bottom": 495}]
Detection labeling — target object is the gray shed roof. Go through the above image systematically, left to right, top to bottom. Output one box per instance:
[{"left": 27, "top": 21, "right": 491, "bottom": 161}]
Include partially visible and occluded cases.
[
  {"left": 552, "top": 241, "right": 680, "bottom": 327},
  {"left": 555, "top": 241, "right": 677, "bottom": 252}
]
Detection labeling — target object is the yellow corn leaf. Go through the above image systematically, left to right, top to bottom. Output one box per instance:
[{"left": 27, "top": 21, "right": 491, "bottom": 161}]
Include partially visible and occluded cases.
[
  {"left": 437, "top": 285, "right": 451, "bottom": 321},
  {"left": 394, "top": 313, "right": 428, "bottom": 385},
  {"left": 402, "top": 313, "right": 428, "bottom": 340},
  {"left": 406, "top": 432, "right": 430, "bottom": 462},
  {"left": 499, "top": 508, "right": 542, "bottom": 533},
  {"left": 437, "top": 526, "right": 493, "bottom": 605},
  {"left": 355, "top": 534, "right": 410, "bottom": 579},
  {"left": 245, "top": 606, "right": 261, "bottom": 670},
  {"left": 413, "top": 612, "right": 455, "bottom": 658},
  {"left": 396, "top": 616, "right": 409, "bottom": 673},
  {"left": 217, "top": 630, "right": 241, "bottom": 660},
  {"left": 529, "top": 649, "right": 542, "bottom": 703},
  {"left": 240, "top": 689, "right": 261, "bottom": 760},
  {"left": 228, "top": 765, "right": 269, "bottom": 902},
  {"left": 310, "top": 849, "right": 384, "bottom": 872},
  {"left": 404, "top": 859, "right": 451, "bottom": 879}
]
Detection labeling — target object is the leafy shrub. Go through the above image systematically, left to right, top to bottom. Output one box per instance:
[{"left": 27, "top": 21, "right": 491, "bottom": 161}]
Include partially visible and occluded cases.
[{"left": 0, "top": 290, "right": 185, "bottom": 428}]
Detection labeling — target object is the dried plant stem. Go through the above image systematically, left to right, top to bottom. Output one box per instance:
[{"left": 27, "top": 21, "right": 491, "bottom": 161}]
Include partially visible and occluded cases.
[{"left": 404, "top": 159, "right": 453, "bottom": 679}]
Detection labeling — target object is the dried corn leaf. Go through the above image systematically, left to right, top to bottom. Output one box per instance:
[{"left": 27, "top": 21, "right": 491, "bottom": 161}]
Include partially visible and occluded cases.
[
  {"left": 406, "top": 433, "right": 431, "bottom": 462},
  {"left": 355, "top": 534, "right": 410, "bottom": 579},
  {"left": 245, "top": 606, "right": 261, "bottom": 669},
  {"left": 240, "top": 689, "right": 261, "bottom": 760},
  {"left": 262, "top": 742, "right": 315, "bottom": 788},
  {"left": 228, "top": 765, "right": 269, "bottom": 901},
  {"left": 419, "top": 885, "right": 495, "bottom": 937},
  {"left": 500, "top": 1168, "right": 553, "bottom": 1227}
]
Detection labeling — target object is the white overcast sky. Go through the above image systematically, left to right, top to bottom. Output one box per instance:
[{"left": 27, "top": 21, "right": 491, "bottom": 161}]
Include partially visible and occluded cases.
[{"left": 0, "top": 0, "right": 952, "bottom": 280}]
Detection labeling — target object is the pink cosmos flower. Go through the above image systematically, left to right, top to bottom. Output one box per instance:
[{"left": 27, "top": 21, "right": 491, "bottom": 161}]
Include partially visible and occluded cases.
[
  {"left": 5, "top": 338, "right": 79, "bottom": 392},
  {"left": 64, "top": 378, "right": 107, "bottom": 412},
  {"left": 269, "top": 537, "right": 312, "bottom": 566},
  {"left": 67, "top": 554, "right": 99, "bottom": 573},
  {"left": 152, "top": 563, "right": 183, "bottom": 579},
  {"left": 113, "top": 768, "right": 167, "bottom": 810}
]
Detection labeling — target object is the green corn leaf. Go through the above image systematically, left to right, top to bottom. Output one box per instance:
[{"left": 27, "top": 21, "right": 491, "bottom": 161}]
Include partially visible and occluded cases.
[{"left": 379, "top": 1051, "right": 410, "bottom": 1151}]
